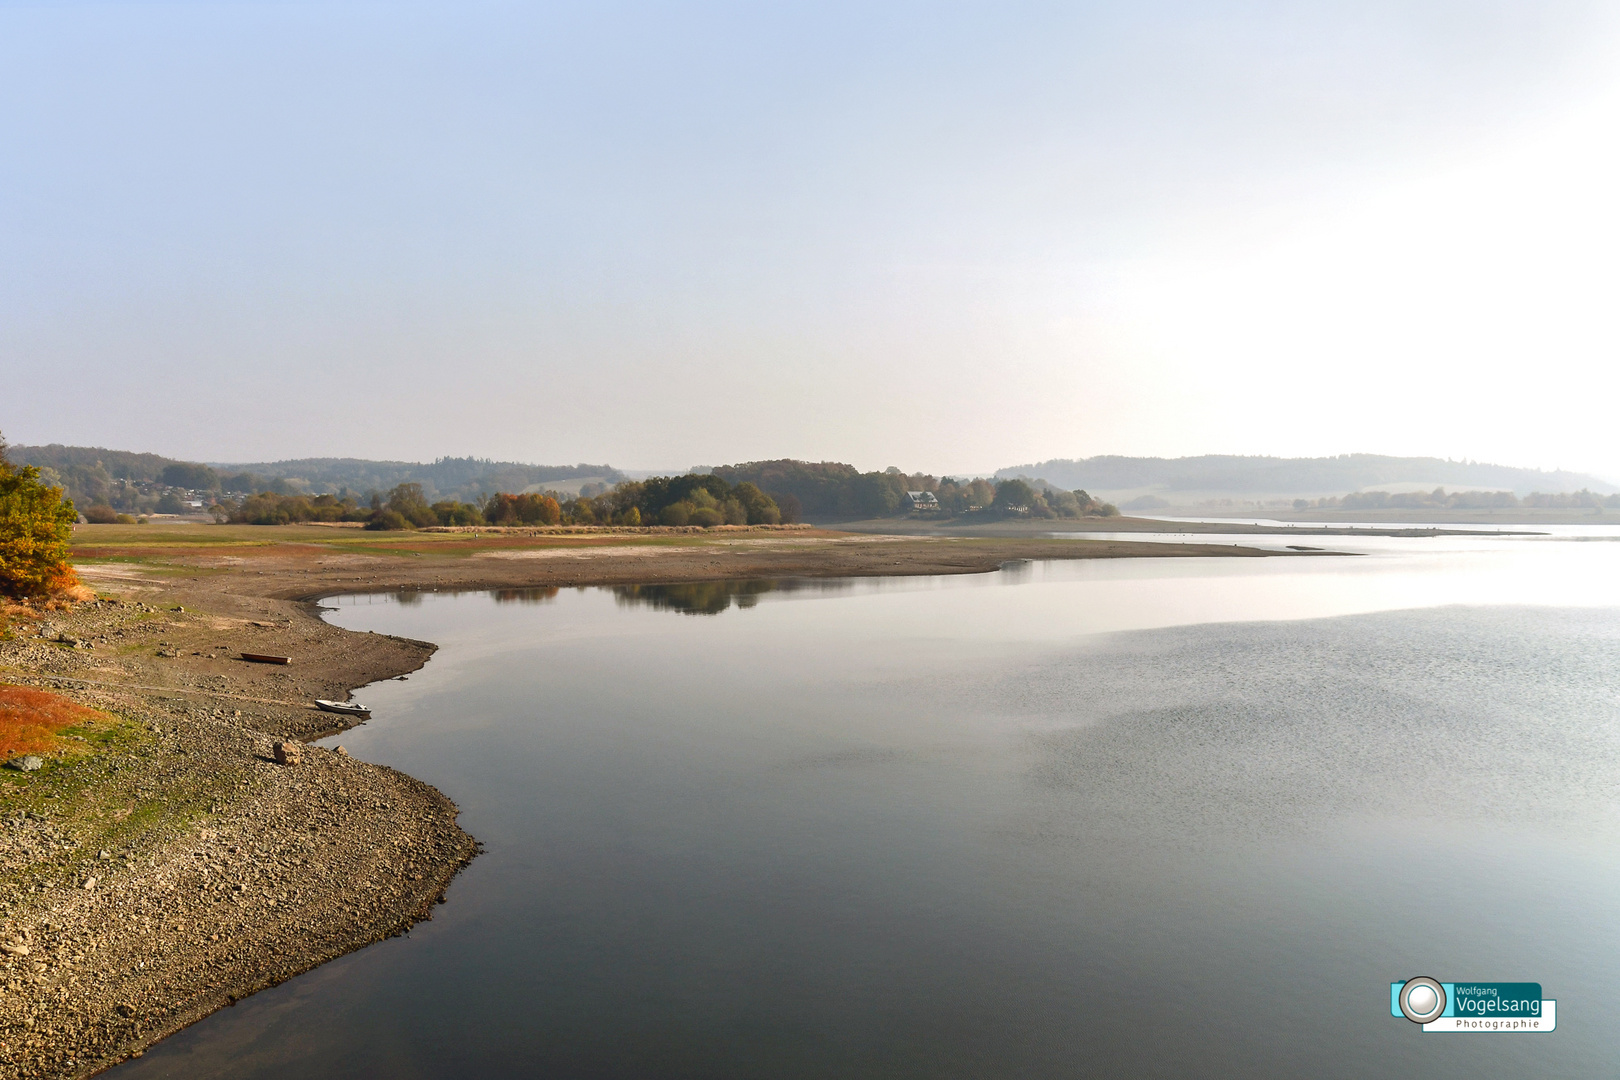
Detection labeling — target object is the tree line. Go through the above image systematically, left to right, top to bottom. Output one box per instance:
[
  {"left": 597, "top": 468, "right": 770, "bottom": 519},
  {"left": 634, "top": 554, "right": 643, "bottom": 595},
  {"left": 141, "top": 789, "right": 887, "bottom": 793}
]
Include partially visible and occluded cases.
[
  {"left": 9, "top": 444, "right": 628, "bottom": 518},
  {"left": 709, "top": 460, "right": 1117, "bottom": 521},
  {"left": 213, "top": 464, "right": 1123, "bottom": 529},
  {"left": 218, "top": 473, "right": 786, "bottom": 530},
  {"left": 1293, "top": 488, "right": 1620, "bottom": 511}
]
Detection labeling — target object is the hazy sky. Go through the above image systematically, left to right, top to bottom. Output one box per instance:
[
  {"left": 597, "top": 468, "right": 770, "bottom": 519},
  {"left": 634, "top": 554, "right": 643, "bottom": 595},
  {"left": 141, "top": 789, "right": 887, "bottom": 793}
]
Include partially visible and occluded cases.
[{"left": 4, "top": 2, "right": 1618, "bottom": 477}]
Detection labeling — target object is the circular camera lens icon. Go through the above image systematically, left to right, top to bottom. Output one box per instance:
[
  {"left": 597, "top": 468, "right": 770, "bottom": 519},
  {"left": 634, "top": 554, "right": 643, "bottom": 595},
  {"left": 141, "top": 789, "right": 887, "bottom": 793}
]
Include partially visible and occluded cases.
[{"left": 1400, "top": 977, "right": 1447, "bottom": 1024}]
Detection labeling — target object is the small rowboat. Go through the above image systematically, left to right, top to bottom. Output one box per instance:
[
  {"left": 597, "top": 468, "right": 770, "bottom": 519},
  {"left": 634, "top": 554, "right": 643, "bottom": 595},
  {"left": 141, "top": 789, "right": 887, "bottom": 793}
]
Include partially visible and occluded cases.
[
  {"left": 240, "top": 652, "right": 292, "bottom": 665},
  {"left": 315, "top": 699, "right": 371, "bottom": 718}
]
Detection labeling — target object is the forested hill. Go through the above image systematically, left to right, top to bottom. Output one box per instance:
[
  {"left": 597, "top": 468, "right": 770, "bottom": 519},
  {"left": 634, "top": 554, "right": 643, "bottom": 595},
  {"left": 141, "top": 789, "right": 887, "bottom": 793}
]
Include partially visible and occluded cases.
[
  {"left": 10, "top": 444, "right": 206, "bottom": 510},
  {"left": 10, "top": 445, "right": 622, "bottom": 509},
  {"left": 11, "top": 445, "right": 182, "bottom": 484},
  {"left": 996, "top": 455, "right": 1616, "bottom": 499},
  {"left": 205, "top": 458, "right": 622, "bottom": 501}
]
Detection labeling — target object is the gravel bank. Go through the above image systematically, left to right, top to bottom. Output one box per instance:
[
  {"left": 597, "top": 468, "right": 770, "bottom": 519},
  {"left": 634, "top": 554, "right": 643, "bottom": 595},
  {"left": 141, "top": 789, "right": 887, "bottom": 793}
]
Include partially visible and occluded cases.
[{"left": 0, "top": 590, "right": 476, "bottom": 1079}]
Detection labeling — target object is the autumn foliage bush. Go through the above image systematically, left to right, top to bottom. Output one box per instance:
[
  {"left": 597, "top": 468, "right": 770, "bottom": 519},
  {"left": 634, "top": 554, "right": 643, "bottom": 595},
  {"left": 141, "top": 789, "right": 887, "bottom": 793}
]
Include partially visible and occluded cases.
[
  {"left": 0, "top": 432, "right": 82, "bottom": 599},
  {"left": 483, "top": 492, "right": 562, "bottom": 526},
  {"left": 0, "top": 685, "right": 103, "bottom": 758}
]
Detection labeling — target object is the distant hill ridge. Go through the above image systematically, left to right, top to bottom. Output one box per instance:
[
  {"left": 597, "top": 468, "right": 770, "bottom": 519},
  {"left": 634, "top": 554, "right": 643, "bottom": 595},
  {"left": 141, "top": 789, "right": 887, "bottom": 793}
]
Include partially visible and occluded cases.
[
  {"left": 10, "top": 444, "right": 181, "bottom": 484},
  {"left": 13, "top": 444, "right": 1614, "bottom": 514},
  {"left": 9, "top": 445, "right": 623, "bottom": 507},
  {"left": 995, "top": 454, "right": 1616, "bottom": 498},
  {"left": 206, "top": 457, "right": 623, "bottom": 500}
]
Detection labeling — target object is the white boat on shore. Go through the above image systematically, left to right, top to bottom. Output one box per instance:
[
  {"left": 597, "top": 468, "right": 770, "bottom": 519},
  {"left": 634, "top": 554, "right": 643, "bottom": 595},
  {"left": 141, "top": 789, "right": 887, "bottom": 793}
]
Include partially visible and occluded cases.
[{"left": 314, "top": 699, "right": 371, "bottom": 718}]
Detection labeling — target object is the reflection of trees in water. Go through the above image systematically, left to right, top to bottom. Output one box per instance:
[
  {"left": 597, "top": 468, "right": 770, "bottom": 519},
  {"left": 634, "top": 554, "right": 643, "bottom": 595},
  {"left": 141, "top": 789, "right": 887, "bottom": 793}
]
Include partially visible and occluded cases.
[
  {"left": 612, "top": 578, "right": 853, "bottom": 616},
  {"left": 613, "top": 580, "right": 776, "bottom": 615},
  {"left": 387, "top": 581, "right": 856, "bottom": 615},
  {"left": 390, "top": 587, "right": 562, "bottom": 606},
  {"left": 491, "top": 587, "right": 561, "bottom": 605}
]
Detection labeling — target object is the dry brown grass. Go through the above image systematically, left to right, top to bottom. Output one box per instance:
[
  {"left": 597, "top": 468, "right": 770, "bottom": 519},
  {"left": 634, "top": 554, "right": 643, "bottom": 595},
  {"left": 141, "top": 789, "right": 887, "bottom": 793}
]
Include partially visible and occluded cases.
[
  {"left": 0, "top": 591, "right": 92, "bottom": 643},
  {"left": 0, "top": 685, "right": 105, "bottom": 758}
]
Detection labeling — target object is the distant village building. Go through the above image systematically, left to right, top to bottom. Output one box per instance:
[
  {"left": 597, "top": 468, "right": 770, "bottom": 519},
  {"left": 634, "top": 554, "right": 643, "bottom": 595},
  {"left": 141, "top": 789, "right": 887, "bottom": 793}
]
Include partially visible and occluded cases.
[{"left": 904, "top": 491, "right": 940, "bottom": 512}]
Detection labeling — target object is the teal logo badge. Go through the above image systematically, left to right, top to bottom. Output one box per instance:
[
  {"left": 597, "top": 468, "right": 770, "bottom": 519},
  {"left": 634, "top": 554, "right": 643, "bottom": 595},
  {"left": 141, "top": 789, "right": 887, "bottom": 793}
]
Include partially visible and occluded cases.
[{"left": 1390, "top": 978, "right": 1556, "bottom": 1032}]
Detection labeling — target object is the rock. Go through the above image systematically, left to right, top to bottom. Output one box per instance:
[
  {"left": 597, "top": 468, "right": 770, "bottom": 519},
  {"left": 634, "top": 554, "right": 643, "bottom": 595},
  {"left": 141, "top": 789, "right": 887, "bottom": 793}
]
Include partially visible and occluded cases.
[
  {"left": 273, "top": 742, "right": 303, "bottom": 766},
  {"left": 334, "top": 746, "right": 349, "bottom": 756},
  {"left": 6, "top": 755, "right": 43, "bottom": 772},
  {"left": 83, "top": 877, "right": 97, "bottom": 890},
  {"left": 0, "top": 944, "right": 29, "bottom": 957},
  {"left": 115, "top": 1003, "right": 136, "bottom": 1017}
]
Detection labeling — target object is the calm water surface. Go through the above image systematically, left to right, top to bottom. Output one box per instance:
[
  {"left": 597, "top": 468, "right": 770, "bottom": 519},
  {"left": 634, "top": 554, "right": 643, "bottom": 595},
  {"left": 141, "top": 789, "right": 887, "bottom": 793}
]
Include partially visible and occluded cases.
[{"left": 117, "top": 531, "right": 1620, "bottom": 1077}]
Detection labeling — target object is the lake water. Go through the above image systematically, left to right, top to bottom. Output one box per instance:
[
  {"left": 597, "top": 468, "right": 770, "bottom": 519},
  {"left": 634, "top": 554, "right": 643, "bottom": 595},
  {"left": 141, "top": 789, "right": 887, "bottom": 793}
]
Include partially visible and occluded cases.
[{"left": 116, "top": 529, "right": 1620, "bottom": 1077}]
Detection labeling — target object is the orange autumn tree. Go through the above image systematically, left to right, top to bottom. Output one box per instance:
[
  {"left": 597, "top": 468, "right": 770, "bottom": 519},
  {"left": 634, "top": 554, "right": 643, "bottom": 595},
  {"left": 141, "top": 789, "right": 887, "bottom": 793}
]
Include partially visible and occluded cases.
[
  {"left": 0, "top": 431, "right": 83, "bottom": 599},
  {"left": 482, "top": 491, "right": 562, "bottom": 526},
  {"left": 0, "top": 686, "right": 104, "bottom": 758}
]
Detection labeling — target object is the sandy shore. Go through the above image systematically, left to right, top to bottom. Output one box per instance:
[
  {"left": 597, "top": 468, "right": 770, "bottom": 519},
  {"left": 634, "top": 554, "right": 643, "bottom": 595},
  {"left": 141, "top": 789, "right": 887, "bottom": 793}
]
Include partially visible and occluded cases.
[{"left": 0, "top": 525, "right": 1329, "bottom": 1077}]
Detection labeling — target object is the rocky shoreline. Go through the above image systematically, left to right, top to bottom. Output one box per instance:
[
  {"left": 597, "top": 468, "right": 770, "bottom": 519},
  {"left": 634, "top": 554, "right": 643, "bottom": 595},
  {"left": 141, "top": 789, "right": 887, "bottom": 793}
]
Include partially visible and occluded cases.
[
  {"left": 0, "top": 527, "right": 1319, "bottom": 1077},
  {"left": 0, "top": 588, "right": 477, "bottom": 1080}
]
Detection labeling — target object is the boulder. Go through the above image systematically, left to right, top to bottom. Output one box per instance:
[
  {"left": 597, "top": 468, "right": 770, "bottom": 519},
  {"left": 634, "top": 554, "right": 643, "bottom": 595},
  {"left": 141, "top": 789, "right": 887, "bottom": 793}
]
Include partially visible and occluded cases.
[
  {"left": 272, "top": 741, "right": 303, "bottom": 766},
  {"left": 5, "top": 756, "right": 43, "bottom": 772}
]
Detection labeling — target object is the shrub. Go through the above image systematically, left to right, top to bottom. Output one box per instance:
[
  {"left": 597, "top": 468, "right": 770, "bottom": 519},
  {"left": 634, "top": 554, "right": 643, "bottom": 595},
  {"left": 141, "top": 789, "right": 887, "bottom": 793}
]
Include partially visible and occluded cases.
[
  {"left": 0, "top": 439, "right": 83, "bottom": 599},
  {"left": 629, "top": 473, "right": 782, "bottom": 525},
  {"left": 993, "top": 479, "right": 1037, "bottom": 511},
  {"left": 733, "top": 482, "right": 780, "bottom": 524},
  {"left": 386, "top": 483, "right": 439, "bottom": 528},
  {"left": 225, "top": 492, "right": 365, "bottom": 525},
  {"left": 483, "top": 492, "right": 561, "bottom": 526},
  {"left": 232, "top": 493, "right": 303, "bottom": 524},
  {"left": 432, "top": 500, "right": 484, "bottom": 526},
  {"left": 83, "top": 505, "right": 119, "bottom": 524},
  {"left": 688, "top": 506, "right": 723, "bottom": 527},
  {"left": 365, "top": 509, "right": 413, "bottom": 531},
  {"left": 0, "top": 685, "right": 106, "bottom": 758}
]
